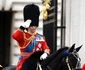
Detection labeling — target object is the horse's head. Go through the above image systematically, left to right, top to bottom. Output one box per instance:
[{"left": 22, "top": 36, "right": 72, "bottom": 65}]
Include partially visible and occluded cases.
[{"left": 62, "top": 44, "right": 82, "bottom": 70}]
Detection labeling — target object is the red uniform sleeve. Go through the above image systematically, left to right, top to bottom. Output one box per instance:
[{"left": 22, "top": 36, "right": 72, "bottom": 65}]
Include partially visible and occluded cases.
[
  {"left": 12, "top": 29, "right": 24, "bottom": 42},
  {"left": 42, "top": 36, "right": 51, "bottom": 53}
]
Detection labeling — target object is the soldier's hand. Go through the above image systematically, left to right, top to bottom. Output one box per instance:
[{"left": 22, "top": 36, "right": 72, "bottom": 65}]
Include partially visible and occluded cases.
[
  {"left": 19, "top": 19, "right": 31, "bottom": 32},
  {"left": 21, "top": 19, "right": 31, "bottom": 28},
  {"left": 40, "top": 52, "right": 48, "bottom": 60}
]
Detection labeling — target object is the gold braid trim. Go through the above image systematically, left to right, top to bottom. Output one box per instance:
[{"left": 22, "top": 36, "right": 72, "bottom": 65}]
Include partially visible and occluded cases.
[{"left": 17, "top": 31, "right": 36, "bottom": 49}]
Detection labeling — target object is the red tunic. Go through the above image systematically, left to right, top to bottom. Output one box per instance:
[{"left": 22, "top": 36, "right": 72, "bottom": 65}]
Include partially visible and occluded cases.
[
  {"left": 12, "top": 29, "right": 50, "bottom": 70},
  {"left": 82, "top": 64, "right": 85, "bottom": 70}
]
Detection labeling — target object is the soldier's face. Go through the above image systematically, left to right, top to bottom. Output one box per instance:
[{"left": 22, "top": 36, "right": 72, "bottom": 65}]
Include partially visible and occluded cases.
[{"left": 28, "top": 26, "right": 37, "bottom": 33}]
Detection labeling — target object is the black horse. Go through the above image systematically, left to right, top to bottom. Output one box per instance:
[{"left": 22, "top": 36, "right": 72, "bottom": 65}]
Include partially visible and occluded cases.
[{"left": 3, "top": 44, "right": 82, "bottom": 70}]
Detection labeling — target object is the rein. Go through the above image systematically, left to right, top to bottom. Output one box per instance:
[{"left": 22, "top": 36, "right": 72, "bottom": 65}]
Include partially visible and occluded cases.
[
  {"left": 66, "top": 57, "right": 72, "bottom": 70},
  {"left": 37, "top": 62, "right": 42, "bottom": 70},
  {"left": 37, "top": 62, "right": 52, "bottom": 70}
]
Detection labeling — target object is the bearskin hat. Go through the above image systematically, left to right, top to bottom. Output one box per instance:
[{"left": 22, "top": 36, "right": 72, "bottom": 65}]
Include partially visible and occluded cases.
[{"left": 23, "top": 4, "right": 40, "bottom": 27}]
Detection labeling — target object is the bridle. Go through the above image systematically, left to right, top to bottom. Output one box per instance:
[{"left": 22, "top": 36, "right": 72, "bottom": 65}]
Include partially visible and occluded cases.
[{"left": 66, "top": 52, "right": 81, "bottom": 70}]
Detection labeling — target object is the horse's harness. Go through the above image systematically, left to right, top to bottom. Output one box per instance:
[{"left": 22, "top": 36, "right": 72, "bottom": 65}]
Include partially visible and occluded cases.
[{"left": 66, "top": 52, "right": 81, "bottom": 70}]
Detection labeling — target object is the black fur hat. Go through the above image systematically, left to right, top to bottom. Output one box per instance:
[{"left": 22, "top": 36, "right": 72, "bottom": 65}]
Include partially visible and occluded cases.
[{"left": 23, "top": 4, "right": 40, "bottom": 27}]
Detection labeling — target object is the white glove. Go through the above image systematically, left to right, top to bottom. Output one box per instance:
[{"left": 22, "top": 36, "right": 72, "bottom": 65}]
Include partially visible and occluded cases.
[
  {"left": 20, "top": 19, "right": 31, "bottom": 32},
  {"left": 21, "top": 19, "right": 31, "bottom": 28},
  {"left": 40, "top": 52, "right": 48, "bottom": 60}
]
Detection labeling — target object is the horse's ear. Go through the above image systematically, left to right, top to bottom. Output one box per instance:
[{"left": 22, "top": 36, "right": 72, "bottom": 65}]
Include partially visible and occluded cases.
[
  {"left": 69, "top": 43, "right": 75, "bottom": 52},
  {"left": 75, "top": 45, "right": 82, "bottom": 52}
]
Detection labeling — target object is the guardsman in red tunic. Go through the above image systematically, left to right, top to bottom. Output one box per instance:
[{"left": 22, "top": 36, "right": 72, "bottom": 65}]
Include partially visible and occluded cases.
[{"left": 12, "top": 4, "right": 51, "bottom": 70}]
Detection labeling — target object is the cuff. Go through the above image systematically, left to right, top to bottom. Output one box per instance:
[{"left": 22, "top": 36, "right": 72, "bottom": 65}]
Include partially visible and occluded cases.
[{"left": 44, "top": 49, "right": 50, "bottom": 54}]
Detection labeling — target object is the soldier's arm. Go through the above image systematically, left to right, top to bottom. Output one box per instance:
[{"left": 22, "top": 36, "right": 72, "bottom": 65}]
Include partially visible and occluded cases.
[{"left": 12, "top": 29, "right": 24, "bottom": 41}]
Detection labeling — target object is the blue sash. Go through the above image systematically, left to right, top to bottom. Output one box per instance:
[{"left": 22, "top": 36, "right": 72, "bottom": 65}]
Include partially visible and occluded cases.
[{"left": 24, "top": 34, "right": 42, "bottom": 52}]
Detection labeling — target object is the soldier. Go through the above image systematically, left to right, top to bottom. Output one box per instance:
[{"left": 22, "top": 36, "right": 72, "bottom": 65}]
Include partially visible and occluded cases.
[{"left": 12, "top": 4, "right": 51, "bottom": 70}]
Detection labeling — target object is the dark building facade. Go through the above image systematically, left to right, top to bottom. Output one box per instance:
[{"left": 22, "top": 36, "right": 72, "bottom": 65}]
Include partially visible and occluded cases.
[{"left": 0, "top": 11, "right": 13, "bottom": 67}]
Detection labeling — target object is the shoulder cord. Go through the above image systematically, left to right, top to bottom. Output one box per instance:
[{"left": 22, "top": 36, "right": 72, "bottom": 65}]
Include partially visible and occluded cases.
[{"left": 17, "top": 32, "right": 35, "bottom": 49}]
